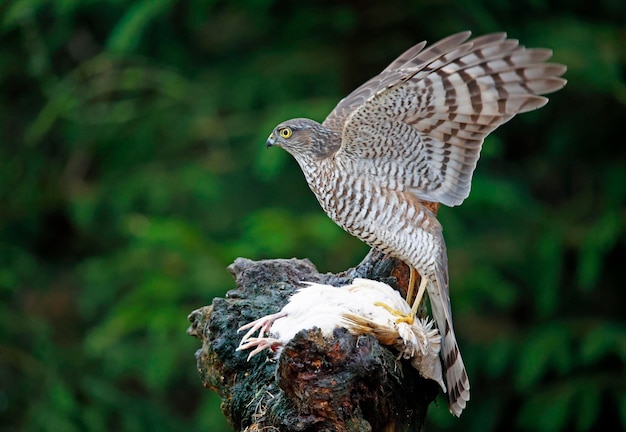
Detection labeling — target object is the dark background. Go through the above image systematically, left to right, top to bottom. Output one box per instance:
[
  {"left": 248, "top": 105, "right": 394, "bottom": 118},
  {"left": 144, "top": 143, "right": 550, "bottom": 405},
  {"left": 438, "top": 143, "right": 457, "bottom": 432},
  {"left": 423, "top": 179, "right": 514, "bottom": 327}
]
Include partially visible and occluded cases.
[{"left": 1, "top": 0, "right": 624, "bottom": 431}]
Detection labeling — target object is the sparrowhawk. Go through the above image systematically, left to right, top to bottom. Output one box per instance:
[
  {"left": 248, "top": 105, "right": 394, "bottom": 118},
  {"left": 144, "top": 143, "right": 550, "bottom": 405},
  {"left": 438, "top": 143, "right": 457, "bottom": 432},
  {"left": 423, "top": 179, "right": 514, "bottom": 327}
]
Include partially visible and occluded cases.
[{"left": 265, "top": 31, "right": 567, "bottom": 416}]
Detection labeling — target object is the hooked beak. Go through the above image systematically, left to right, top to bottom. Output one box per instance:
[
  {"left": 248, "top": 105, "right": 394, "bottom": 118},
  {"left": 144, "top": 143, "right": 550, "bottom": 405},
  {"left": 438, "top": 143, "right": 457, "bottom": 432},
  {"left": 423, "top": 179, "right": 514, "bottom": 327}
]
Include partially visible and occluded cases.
[{"left": 266, "top": 135, "right": 276, "bottom": 148}]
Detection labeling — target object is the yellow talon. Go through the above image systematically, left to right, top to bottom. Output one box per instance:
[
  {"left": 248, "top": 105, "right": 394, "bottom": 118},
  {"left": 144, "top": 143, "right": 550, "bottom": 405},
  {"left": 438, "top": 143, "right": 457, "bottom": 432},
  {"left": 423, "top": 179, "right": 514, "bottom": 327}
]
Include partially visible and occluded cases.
[
  {"left": 373, "top": 270, "right": 429, "bottom": 326},
  {"left": 373, "top": 301, "right": 415, "bottom": 325},
  {"left": 373, "top": 301, "right": 403, "bottom": 315},
  {"left": 395, "top": 314, "right": 415, "bottom": 325}
]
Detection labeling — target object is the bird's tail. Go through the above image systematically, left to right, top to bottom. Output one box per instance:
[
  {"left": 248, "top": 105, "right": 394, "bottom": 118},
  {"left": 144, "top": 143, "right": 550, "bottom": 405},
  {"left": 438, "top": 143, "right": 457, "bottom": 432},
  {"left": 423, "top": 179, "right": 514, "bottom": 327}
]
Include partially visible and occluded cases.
[{"left": 428, "top": 263, "right": 470, "bottom": 417}]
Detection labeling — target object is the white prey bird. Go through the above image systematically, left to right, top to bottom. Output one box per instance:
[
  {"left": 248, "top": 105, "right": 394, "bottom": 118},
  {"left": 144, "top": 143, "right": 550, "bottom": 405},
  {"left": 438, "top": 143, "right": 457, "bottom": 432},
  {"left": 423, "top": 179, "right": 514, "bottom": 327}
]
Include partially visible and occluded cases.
[{"left": 237, "top": 278, "right": 445, "bottom": 392}]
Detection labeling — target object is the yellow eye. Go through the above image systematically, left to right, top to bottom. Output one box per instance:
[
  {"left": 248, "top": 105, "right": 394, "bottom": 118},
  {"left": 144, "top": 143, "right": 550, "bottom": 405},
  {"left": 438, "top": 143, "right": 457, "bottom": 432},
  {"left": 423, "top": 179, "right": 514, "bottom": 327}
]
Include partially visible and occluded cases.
[{"left": 279, "top": 127, "right": 292, "bottom": 139}]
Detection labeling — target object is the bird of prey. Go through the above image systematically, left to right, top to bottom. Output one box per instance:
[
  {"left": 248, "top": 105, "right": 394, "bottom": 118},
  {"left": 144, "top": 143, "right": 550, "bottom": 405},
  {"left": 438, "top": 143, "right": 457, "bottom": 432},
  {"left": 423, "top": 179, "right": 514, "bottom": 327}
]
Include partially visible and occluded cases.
[
  {"left": 265, "top": 31, "right": 567, "bottom": 416},
  {"left": 238, "top": 278, "right": 445, "bottom": 392}
]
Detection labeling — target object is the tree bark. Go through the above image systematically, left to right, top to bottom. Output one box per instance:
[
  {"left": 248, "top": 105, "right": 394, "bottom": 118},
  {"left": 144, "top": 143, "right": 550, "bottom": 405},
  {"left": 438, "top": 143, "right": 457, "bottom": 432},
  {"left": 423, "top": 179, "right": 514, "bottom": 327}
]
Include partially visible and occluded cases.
[{"left": 187, "top": 249, "right": 439, "bottom": 432}]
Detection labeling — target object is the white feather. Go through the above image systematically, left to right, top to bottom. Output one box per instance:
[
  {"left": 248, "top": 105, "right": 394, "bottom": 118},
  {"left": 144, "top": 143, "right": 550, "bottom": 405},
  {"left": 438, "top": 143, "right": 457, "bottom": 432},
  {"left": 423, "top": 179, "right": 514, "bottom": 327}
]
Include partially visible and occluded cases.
[{"left": 237, "top": 278, "right": 445, "bottom": 391}]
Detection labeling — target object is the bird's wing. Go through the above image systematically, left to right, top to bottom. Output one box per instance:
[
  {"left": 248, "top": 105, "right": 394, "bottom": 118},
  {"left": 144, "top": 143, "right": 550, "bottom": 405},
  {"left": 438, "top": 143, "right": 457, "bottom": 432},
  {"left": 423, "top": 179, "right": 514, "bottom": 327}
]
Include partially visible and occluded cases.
[
  {"left": 327, "top": 32, "right": 566, "bottom": 207},
  {"left": 321, "top": 36, "right": 431, "bottom": 134}
]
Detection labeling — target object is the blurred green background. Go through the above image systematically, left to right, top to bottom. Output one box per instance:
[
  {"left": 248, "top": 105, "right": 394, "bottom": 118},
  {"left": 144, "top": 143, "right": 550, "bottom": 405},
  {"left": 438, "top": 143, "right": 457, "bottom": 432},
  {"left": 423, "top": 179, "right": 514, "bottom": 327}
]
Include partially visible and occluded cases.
[{"left": 1, "top": 0, "right": 624, "bottom": 431}]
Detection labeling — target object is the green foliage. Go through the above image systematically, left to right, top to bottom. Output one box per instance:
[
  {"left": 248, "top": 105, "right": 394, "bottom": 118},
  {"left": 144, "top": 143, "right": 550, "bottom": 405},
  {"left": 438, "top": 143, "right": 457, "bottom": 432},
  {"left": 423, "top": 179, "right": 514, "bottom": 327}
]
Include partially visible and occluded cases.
[{"left": 1, "top": 0, "right": 624, "bottom": 431}]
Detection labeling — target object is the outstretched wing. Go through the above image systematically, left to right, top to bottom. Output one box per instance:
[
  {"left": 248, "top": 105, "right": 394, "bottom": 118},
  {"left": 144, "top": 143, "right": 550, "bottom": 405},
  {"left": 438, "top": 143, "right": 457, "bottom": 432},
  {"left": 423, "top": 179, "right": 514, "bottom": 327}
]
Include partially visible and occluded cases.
[
  {"left": 327, "top": 32, "right": 567, "bottom": 207},
  {"left": 321, "top": 34, "right": 435, "bottom": 133}
]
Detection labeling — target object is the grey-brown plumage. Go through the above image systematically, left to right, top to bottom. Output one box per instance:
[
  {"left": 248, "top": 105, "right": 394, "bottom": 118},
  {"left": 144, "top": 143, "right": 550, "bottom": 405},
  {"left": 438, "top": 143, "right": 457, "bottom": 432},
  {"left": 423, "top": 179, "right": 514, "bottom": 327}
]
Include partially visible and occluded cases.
[{"left": 266, "top": 31, "right": 566, "bottom": 417}]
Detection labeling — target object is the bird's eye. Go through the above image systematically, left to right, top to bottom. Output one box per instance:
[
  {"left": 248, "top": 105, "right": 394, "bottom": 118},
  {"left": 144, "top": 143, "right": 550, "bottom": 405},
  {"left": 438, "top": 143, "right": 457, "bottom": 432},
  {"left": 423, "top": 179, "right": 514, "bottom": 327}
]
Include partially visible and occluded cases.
[{"left": 279, "top": 127, "right": 292, "bottom": 139}]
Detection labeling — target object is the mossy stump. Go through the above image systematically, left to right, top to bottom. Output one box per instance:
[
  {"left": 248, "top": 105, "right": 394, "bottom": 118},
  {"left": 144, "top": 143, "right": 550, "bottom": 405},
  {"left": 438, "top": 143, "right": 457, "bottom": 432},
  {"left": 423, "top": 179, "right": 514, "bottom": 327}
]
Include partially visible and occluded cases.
[{"left": 187, "top": 250, "right": 439, "bottom": 431}]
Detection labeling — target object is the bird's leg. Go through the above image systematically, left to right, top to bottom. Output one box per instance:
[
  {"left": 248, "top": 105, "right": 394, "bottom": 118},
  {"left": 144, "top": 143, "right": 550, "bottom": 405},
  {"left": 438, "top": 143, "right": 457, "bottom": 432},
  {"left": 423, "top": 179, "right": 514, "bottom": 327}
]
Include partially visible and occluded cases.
[
  {"left": 405, "top": 267, "right": 418, "bottom": 304},
  {"left": 406, "top": 276, "right": 428, "bottom": 322}
]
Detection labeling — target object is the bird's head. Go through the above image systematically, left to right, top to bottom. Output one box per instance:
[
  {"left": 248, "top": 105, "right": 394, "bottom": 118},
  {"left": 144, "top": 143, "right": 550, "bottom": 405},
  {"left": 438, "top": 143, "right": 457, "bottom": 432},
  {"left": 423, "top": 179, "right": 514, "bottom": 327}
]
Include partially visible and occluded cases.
[{"left": 266, "top": 118, "right": 340, "bottom": 161}]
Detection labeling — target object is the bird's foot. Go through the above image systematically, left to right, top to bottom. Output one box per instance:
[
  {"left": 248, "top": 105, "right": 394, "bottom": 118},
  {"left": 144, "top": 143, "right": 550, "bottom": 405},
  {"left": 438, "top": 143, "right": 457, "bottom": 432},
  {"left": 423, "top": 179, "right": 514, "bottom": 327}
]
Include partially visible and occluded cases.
[
  {"left": 374, "top": 275, "right": 429, "bottom": 325},
  {"left": 373, "top": 301, "right": 416, "bottom": 325},
  {"left": 237, "top": 311, "right": 287, "bottom": 345},
  {"left": 236, "top": 337, "right": 282, "bottom": 361}
]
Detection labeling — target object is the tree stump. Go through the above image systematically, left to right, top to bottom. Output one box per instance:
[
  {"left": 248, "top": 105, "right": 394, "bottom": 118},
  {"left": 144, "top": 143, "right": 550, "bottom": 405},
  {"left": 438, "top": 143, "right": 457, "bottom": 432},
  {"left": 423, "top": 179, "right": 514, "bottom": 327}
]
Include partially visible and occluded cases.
[{"left": 187, "top": 249, "right": 440, "bottom": 431}]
